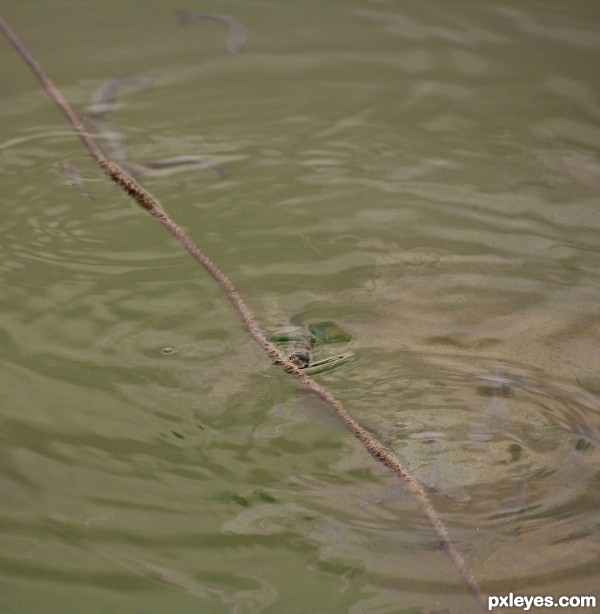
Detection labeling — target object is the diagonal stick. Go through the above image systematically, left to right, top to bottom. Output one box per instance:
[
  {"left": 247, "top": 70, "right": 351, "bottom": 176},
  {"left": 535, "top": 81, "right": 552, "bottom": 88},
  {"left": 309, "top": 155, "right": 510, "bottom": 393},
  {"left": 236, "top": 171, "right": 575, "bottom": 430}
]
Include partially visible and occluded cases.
[{"left": 0, "top": 13, "right": 495, "bottom": 613}]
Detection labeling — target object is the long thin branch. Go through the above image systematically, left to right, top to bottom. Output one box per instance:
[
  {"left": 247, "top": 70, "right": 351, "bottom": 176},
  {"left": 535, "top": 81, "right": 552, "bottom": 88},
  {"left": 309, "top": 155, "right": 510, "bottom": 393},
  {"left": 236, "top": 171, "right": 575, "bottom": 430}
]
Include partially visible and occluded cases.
[{"left": 0, "top": 13, "right": 495, "bottom": 613}]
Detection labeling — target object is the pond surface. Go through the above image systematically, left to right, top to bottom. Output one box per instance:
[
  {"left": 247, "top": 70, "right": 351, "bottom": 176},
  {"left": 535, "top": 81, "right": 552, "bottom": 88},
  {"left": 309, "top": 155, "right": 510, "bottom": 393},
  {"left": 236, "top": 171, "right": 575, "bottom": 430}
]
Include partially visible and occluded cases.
[{"left": 1, "top": 1, "right": 600, "bottom": 612}]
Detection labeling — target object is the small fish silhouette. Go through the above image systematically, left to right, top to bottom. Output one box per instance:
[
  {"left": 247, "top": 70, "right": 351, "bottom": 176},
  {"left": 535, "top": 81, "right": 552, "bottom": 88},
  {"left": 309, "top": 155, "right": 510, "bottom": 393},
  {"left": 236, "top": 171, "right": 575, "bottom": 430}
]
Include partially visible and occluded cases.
[
  {"left": 176, "top": 10, "right": 248, "bottom": 54},
  {"left": 88, "top": 76, "right": 156, "bottom": 117},
  {"left": 61, "top": 161, "right": 93, "bottom": 199}
]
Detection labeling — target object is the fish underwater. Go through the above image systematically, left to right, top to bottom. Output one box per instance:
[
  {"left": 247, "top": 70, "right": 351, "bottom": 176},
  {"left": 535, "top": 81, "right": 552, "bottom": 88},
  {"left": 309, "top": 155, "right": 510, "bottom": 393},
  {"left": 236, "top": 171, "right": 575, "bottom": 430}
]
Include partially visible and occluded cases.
[
  {"left": 176, "top": 10, "right": 249, "bottom": 55},
  {"left": 87, "top": 76, "right": 156, "bottom": 118},
  {"left": 88, "top": 81, "right": 226, "bottom": 180},
  {"left": 127, "top": 155, "right": 228, "bottom": 180},
  {"left": 61, "top": 161, "right": 93, "bottom": 199},
  {"left": 469, "top": 367, "right": 513, "bottom": 442}
]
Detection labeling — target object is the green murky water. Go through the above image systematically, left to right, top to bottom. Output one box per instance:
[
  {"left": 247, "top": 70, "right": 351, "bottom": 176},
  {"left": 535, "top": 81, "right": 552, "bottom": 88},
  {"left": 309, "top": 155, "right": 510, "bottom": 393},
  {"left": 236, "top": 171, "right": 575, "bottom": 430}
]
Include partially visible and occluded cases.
[{"left": 1, "top": 1, "right": 600, "bottom": 612}]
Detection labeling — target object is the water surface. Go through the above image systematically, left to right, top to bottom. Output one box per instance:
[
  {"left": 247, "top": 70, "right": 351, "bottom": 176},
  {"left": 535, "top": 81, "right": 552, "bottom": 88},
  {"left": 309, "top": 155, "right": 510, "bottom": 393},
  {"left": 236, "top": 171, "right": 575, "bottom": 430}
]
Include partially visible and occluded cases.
[{"left": 1, "top": 1, "right": 600, "bottom": 612}]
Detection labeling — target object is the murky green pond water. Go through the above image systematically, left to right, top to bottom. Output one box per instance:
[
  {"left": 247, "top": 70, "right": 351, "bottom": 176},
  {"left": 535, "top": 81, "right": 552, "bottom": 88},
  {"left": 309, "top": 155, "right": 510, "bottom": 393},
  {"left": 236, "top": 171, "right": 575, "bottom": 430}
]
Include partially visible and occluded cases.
[{"left": 2, "top": 1, "right": 600, "bottom": 612}]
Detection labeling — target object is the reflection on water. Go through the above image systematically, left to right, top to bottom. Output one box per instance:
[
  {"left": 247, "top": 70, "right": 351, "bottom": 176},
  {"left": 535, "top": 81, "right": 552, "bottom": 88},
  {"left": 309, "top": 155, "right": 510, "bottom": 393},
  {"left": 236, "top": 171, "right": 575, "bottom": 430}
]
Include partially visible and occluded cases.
[
  {"left": 1, "top": 0, "right": 600, "bottom": 612},
  {"left": 422, "top": 357, "right": 600, "bottom": 545}
]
